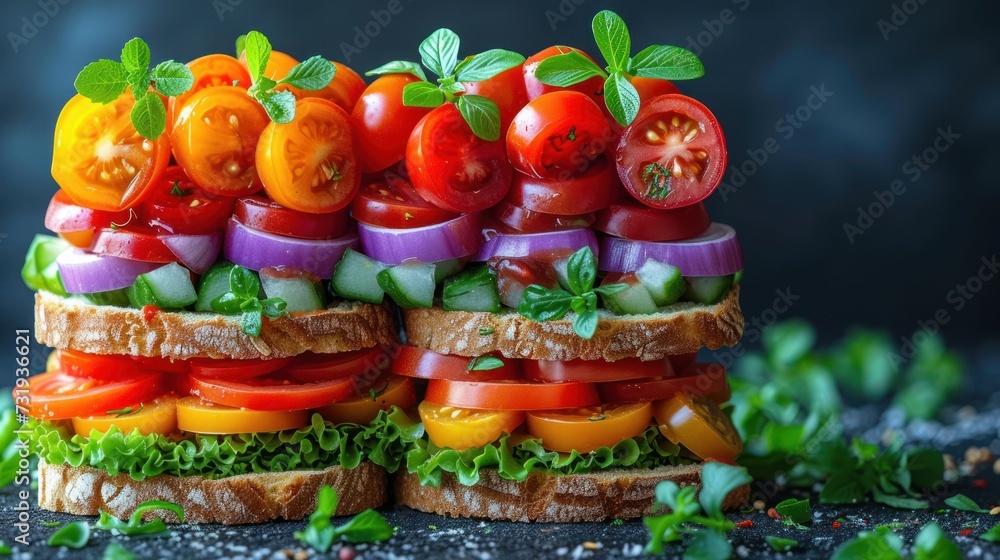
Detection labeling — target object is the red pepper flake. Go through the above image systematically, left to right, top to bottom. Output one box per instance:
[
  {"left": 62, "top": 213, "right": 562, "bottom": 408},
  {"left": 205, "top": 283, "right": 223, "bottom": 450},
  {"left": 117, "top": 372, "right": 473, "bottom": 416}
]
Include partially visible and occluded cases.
[
  {"left": 142, "top": 305, "right": 160, "bottom": 323},
  {"left": 972, "top": 479, "right": 988, "bottom": 488},
  {"left": 767, "top": 508, "right": 781, "bottom": 520},
  {"left": 735, "top": 520, "right": 753, "bottom": 529},
  {"left": 832, "top": 521, "right": 842, "bottom": 529},
  {"left": 959, "top": 528, "right": 974, "bottom": 536}
]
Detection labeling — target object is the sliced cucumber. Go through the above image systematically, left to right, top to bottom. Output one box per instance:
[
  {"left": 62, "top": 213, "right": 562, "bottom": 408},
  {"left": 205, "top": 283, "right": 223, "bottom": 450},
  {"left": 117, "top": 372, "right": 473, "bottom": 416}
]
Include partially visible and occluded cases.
[
  {"left": 331, "top": 249, "right": 387, "bottom": 304},
  {"left": 433, "top": 259, "right": 465, "bottom": 283},
  {"left": 636, "top": 259, "right": 686, "bottom": 306},
  {"left": 196, "top": 261, "right": 237, "bottom": 312},
  {"left": 377, "top": 261, "right": 436, "bottom": 309},
  {"left": 128, "top": 262, "right": 197, "bottom": 309},
  {"left": 442, "top": 265, "right": 501, "bottom": 313},
  {"left": 733, "top": 270, "right": 744, "bottom": 285},
  {"left": 260, "top": 272, "right": 325, "bottom": 312},
  {"left": 684, "top": 275, "right": 734, "bottom": 305},
  {"left": 601, "top": 282, "right": 659, "bottom": 315},
  {"left": 80, "top": 289, "right": 131, "bottom": 307}
]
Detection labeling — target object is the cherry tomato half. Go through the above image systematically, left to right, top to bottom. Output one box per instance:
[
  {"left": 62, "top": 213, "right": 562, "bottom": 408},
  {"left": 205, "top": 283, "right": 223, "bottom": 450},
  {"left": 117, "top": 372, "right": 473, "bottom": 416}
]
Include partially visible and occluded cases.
[
  {"left": 523, "top": 46, "right": 605, "bottom": 106},
  {"left": 241, "top": 51, "right": 364, "bottom": 113},
  {"left": 168, "top": 54, "right": 251, "bottom": 131},
  {"left": 461, "top": 64, "right": 529, "bottom": 136},
  {"left": 352, "top": 74, "right": 432, "bottom": 173},
  {"left": 604, "top": 78, "right": 682, "bottom": 141},
  {"left": 52, "top": 94, "right": 170, "bottom": 212},
  {"left": 616, "top": 94, "right": 727, "bottom": 210},
  {"left": 257, "top": 98, "right": 360, "bottom": 214},
  {"left": 406, "top": 103, "right": 513, "bottom": 213},
  {"left": 504, "top": 157, "right": 622, "bottom": 216},
  {"left": 139, "top": 166, "right": 236, "bottom": 235},
  {"left": 351, "top": 177, "right": 458, "bottom": 229},
  {"left": 44, "top": 191, "right": 132, "bottom": 248},
  {"left": 235, "top": 195, "right": 351, "bottom": 239},
  {"left": 594, "top": 200, "right": 711, "bottom": 242},
  {"left": 491, "top": 202, "right": 594, "bottom": 234},
  {"left": 90, "top": 226, "right": 175, "bottom": 263},
  {"left": 389, "top": 346, "right": 522, "bottom": 382},
  {"left": 524, "top": 357, "right": 674, "bottom": 383},
  {"left": 597, "top": 363, "right": 731, "bottom": 404},
  {"left": 23, "top": 370, "right": 165, "bottom": 420},
  {"left": 190, "top": 373, "right": 357, "bottom": 411},
  {"left": 317, "top": 376, "right": 416, "bottom": 425},
  {"left": 424, "top": 379, "right": 598, "bottom": 410},
  {"left": 653, "top": 393, "right": 743, "bottom": 463},
  {"left": 176, "top": 396, "right": 308, "bottom": 434},
  {"left": 418, "top": 401, "right": 525, "bottom": 451},
  {"left": 526, "top": 402, "right": 653, "bottom": 453}
]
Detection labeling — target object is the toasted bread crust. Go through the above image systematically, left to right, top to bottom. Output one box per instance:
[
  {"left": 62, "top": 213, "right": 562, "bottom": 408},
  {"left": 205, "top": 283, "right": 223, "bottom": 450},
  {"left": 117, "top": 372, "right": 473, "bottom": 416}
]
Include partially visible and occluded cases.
[
  {"left": 402, "top": 286, "right": 743, "bottom": 361},
  {"left": 34, "top": 291, "right": 397, "bottom": 360},
  {"left": 38, "top": 460, "right": 388, "bottom": 525},
  {"left": 394, "top": 463, "right": 749, "bottom": 522}
]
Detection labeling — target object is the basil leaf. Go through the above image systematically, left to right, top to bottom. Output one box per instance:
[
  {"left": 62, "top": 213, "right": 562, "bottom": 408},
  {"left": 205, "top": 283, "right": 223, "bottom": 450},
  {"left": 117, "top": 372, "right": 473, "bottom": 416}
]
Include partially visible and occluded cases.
[
  {"left": 592, "top": 10, "right": 631, "bottom": 72},
  {"left": 419, "top": 28, "right": 460, "bottom": 78},
  {"left": 242, "top": 30, "right": 272, "bottom": 82},
  {"left": 235, "top": 34, "right": 247, "bottom": 58},
  {"left": 120, "top": 38, "right": 151, "bottom": 73},
  {"left": 629, "top": 45, "right": 705, "bottom": 81},
  {"left": 454, "top": 49, "right": 525, "bottom": 82},
  {"left": 534, "top": 50, "right": 606, "bottom": 87},
  {"left": 280, "top": 55, "right": 335, "bottom": 91},
  {"left": 74, "top": 59, "right": 129, "bottom": 103},
  {"left": 150, "top": 60, "right": 194, "bottom": 97},
  {"left": 366, "top": 60, "right": 427, "bottom": 81},
  {"left": 127, "top": 68, "right": 149, "bottom": 99},
  {"left": 603, "top": 72, "right": 640, "bottom": 126},
  {"left": 402, "top": 81, "right": 445, "bottom": 108},
  {"left": 259, "top": 90, "right": 297, "bottom": 123},
  {"left": 130, "top": 91, "right": 167, "bottom": 140},
  {"left": 456, "top": 94, "right": 501, "bottom": 141},
  {"left": 566, "top": 246, "right": 597, "bottom": 295},
  {"left": 229, "top": 266, "right": 259, "bottom": 299},
  {"left": 593, "top": 283, "right": 629, "bottom": 296},
  {"left": 517, "top": 285, "right": 575, "bottom": 321},
  {"left": 210, "top": 291, "right": 243, "bottom": 315},
  {"left": 260, "top": 297, "right": 287, "bottom": 318},
  {"left": 573, "top": 309, "right": 599, "bottom": 340},
  {"left": 241, "top": 310, "right": 263, "bottom": 337},
  {"left": 468, "top": 356, "right": 505, "bottom": 371},
  {"left": 698, "top": 462, "right": 751, "bottom": 518},
  {"left": 820, "top": 470, "right": 866, "bottom": 504},
  {"left": 653, "top": 480, "right": 682, "bottom": 509},
  {"left": 873, "top": 492, "right": 927, "bottom": 510},
  {"left": 944, "top": 493, "right": 988, "bottom": 513},
  {"left": 774, "top": 498, "right": 811, "bottom": 524},
  {"left": 332, "top": 508, "right": 394, "bottom": 543},
  {"left": 47, "top": 522, "right": 89, "bottom": 549},
  {"left": 913, "top": 523, "right": 960, "bottom": 560},
  {"left": 981, "top": 524, "right": 1000, "bottom": 543},
  {"left": 831, "top": 527, "right": 903, "bottom": 560},
  {"left": 684, "top": 529, "right": 731, "bottom": 560},
  {"left": 765, "top": 536, "right": 797, "bottom": 552},
  {"left": 102, "top": 543, "right": 136, "bottom": 560}
]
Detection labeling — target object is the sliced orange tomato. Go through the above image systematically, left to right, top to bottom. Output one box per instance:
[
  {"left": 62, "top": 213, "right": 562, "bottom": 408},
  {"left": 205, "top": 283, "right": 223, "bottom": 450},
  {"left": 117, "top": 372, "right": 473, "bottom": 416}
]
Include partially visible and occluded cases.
[
  {"left": 239, "top": 51, "right": 363, "bottom": 112},
  {"left": 168, "top": 54, "right": 251, "bottom": 131},
  {"left": 52, "top": 93, "right": 170, "bottom": 212},
  {"left": 256, "top": 98, "right": 360, "bottom": 213},
  {"left": 24, "top": 370, "right": 164, "bottom": 420},
  {"left": 189, "top": 373, "right": 356, "bottom": 411},
  {"left": 316, "top": 376, "right": 416, "bottom": 425},
  {"left": 423, "top": 379, "right": 598, "bottom": 410},
  {"left": 653, "top": 393, "right": 743, "bottom": 463},
  {"left": 72, "top": 394, "right": 179, "bottom": 437},
  {"left": 176, "top": 396, "right": 308, "bottom": 434},
  {"left": 418, "top": 401, "right": 525, "bottom": 450},
  {"left": 525, "top": 402, "right": 652, "bottom": 453}
]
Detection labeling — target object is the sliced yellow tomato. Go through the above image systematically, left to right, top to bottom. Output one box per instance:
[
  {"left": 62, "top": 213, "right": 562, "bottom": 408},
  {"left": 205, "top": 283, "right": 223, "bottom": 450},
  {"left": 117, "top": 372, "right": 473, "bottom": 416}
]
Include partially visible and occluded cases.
[
  {"left": 316, "top": 376, "right": 416, "bottom": 425},
  {"left": 653, "top": 393, "right": 743, "bottom": 463},
  {"left": 72, "top": 395, "right": 178, "bottom": 437},
  {"left": 175, "top": 396, "right": 308, "bottom": 434},
  {"left": 418, "top": 401, "right": 525, "bottom": 451},
  {"left": 525, "top": 402, "right": 652, "bottom": 454}
]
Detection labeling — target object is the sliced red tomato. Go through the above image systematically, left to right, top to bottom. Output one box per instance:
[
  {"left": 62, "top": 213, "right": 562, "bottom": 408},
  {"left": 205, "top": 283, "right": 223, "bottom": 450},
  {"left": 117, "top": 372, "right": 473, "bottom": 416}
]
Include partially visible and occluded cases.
[
  {"left": 523, "top": 46, "right": 605, "bottom": 106},
  {"left": 168, "top": 54, "right": 251, "bottom": 131},
  {"left": 461, "top": 64, "right": 529, "bottom": 136},
  {"left": 352, "top": 74, "right": 432, "bottom": 173},
  {"left": 604, "top": 78, "right": 682, "bottom": 141},
  {"left": 171, "top": 86, "right": 270, "bottom": 197},
  {"left": 507, "top": 91, "right": 612, "bottom": 180},
  {"left": 52, "top": 94, "right": 170, "bottom": 212},
  {"left": 616, "top": 94, "right": 727, "bottom": 210},
  {"left": 257, "top": 98, "right": 360, "bottom": 214},
  {"left": 406, "top": 103, "right": 513, "bottom": 212},
  {"left": 504, "top": 157, "right": 622, "bottom": 215},
  {"left": 139, "top": 166, "right": 236, "bottom": 235},
  {"left": 351, "top": 176, "right": 458, "bottom": 229},
  {"left": 44, "top": 191, "right": 132, "bottom": 248},
  {"left": 235, "top": 195, "right": 351, "bottom": 240},
  {"left": 594, "top": 200, "right": 711, "bottom": 242},
  {"left": 491, "top": 202, "right": 594, "bottom": 234},
  {"left": 90, "top": 226, "right": 175, "bottom": 263},
  {"left": 489, "top": 256, "right": 561, "bottom": 309},
  {"left": 388, "top": 346, "right": 522, "bottom": 382},
  {"left": 283, "top": 347, "right": 389, "bottom": 383},
  {"left": 59, "top": 350, "right": 145, "bottom": 381},
  {"left": 669, "top": 353, "right": 698, "bottom": 371},
  {"left": 131, "top": 356, "right": 192, "bottom": 375},
  {"left": 187, "top": 357, "right": 293, "bottom": 380},
  {"left": 524, "top": 357, "right": 674, "bottom": 383},
  {"left": 597, "top": 363, "right": 730, "bottom": 403},
  {"left": 23, "top": 370, "right": 165, "bottom": 420},
  {"left": 190, "top": 374, "right": 356, "bottom": 411},
  {"left": 317, "top": 375, "right": 416, "bottom": 425},
  {"left": 424, "top": 379, "right": 598, "bottom": 410},
  {"left": 654, "top": 393, "right": 743, "bottom": 463},
  {"left": 72, "top": 394, "right": 179, "bottom": 437},
  {"left": 176, "top": 396, "right": 308, "bottom": 434},
  {"left": 418, "top": 401, "right": 525, "bottom": 450},
  {"left": 526, "top": 402, "right": 652, "bottom": 453}
]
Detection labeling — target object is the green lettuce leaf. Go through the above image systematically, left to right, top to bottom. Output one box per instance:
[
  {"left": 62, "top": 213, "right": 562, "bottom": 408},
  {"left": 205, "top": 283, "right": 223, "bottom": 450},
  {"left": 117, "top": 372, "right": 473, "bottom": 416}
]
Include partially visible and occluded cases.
[{"left": 25, "top": 407, "right": 422, "bottom": 480}]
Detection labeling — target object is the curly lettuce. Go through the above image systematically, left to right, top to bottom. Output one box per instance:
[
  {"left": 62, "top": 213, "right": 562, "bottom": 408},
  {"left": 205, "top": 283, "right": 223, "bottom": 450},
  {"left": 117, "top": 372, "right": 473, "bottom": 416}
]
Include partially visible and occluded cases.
[{"left": 25, "top": 407, "right": 422, "bottom": 481}]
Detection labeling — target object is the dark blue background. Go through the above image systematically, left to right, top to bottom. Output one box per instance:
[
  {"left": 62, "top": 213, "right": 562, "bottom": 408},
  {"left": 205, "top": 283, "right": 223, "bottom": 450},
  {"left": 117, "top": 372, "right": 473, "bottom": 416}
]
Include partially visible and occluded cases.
[{"left": 1, "top": 0, "right": 997, "bottom": 378}]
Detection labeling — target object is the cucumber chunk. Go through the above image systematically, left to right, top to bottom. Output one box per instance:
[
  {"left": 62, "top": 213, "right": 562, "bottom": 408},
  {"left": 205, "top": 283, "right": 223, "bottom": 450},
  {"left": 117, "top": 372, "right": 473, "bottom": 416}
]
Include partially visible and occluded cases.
[
  {"left": 331, "top": 249, "right": 387, "bottom": 304},
  {"left": 433, "top": 259, "right": 465, "bottom": 283},
  {"left": 636, "top": 259, "right": 686, "bottom": 306},
  {"left": 196, "top": 260, "right": 237, "bottom": 312},
  {"left": 377, "top": 261, "right": 436, "bottom": 309},
  {"left": 128, "top": 262, "right": 197, "bottom": 309},
  {"left": 442, "top": 265, "right": 501, "bottom": 313},
  {"left": 733, "top": 270, "right": 744, "bottom": 285},
  {"left": 260, "top": 271, "right": 324, "bottom": 312},
  {"left": 684, "top": 275, "right": 734, "bottom": 305},
  {"left": 600, "top": 282, "right": 659, "bottom": 315},
  {"left": 80, "top": 289, "right": 131, "bottom": 307}
]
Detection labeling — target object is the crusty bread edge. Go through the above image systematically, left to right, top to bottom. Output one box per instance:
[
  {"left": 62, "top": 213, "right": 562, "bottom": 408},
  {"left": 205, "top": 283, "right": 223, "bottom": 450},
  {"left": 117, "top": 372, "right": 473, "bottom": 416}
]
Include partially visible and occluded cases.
[
  {"left": 403, "top": 286, "right": 743, "bottom": 361},
  {"left": 34, "top": 291, "right": 398, "bottom": 360},
  {"left": 38, "top": 460, "right": 388, "bottom": 525},
  {"left": 394, "top": 463, "right": 749, "bottom": 522}
]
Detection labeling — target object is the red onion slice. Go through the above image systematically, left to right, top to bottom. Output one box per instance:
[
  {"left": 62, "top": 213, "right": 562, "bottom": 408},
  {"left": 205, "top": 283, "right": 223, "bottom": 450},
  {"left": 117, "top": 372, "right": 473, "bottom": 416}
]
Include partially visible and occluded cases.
[
  {"left": 357, "top": 213, "right": 483, "bottom": 265},
  {"left": 224, "top": 218, "right": 359, "bottom": 279},
  {"left": 598, "top": 223, "right": 743, "bottom": 276},
  {"left": 474, "top": 228, "right": 598, "bottom": 262},
  {"left": 161, "top": 232, "right": 222, "bottom": 274},
  {"left": 57, "top": 249, "right": 162, "bottom": 294}
]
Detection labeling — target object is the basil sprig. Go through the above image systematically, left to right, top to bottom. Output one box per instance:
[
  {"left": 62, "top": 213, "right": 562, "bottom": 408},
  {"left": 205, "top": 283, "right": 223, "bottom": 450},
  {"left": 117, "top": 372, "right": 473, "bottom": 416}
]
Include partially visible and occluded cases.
[
  {"left": 534, "top": 10, "right": 704, "bottom": 126},
  {"left": 367, "top": 29, "right": 524, "bottom": 141},
  {"left": 238, "top": 30, "right": 336, "bottom": 123},
  {"left": 73, "top": 38, "right": 194, "bottom": 139},
  {"left": 517, "top": 246, "right": 626, "bottom": 339},
  {"left": 210, "top": 266, "right": 287, "bottom": 337},
  {"left": 294, "top": 486, "right": 394, "bottom": 552}
]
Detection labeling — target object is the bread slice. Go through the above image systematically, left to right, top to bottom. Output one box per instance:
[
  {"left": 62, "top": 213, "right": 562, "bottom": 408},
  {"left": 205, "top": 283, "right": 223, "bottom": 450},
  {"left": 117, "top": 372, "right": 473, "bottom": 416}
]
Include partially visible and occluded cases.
[
  {"left": 402, "top": 286, "right": 743, "bottom": 362},
  {"left": 34, "top": 290, "right": 397, "bottom": 360},
  {"left": 38, "top": 460, "right": 388, "bottom": 525},
  {"left": 394, "top": 463, "right": 749, "bottom": 522}
]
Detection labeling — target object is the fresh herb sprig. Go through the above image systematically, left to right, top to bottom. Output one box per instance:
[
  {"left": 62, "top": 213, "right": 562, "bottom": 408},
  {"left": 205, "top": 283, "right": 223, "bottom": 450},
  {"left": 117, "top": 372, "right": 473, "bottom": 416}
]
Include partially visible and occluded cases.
[
  {"left": 534, "top": 10, "right": 704, "bottom": 126},
  {"left": 367, "top": 29, "right": 524, "bottom": 141},
  {"left": 238, "top": 30, "right": 336, "bottom": 123},
  {"left": 74, "top": 38, "right": 195, "bottom": 139},
  {"left": 517, "top": 246, "right": 626, "bottom": 339},
  {"left": 210, "top": 266, "right": 287, "bottom": 337},
  {"left": 468, "top": 356, "right": 504, "bottom": 371},
  {"left": 294, "top": 486, "right": 394, "bottom": 553},
  {"left": 94, "top": 500, "right": 183, "bottom": 536}
]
